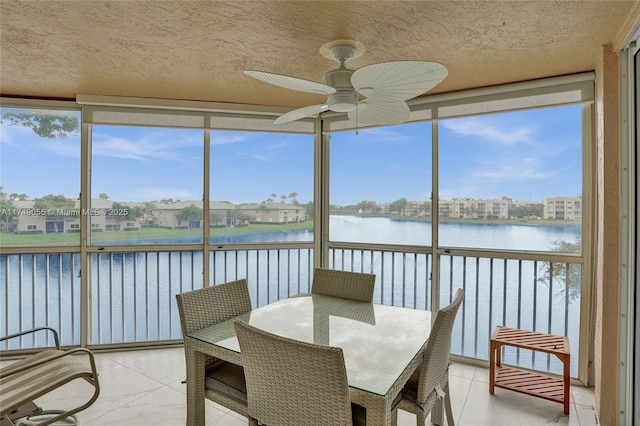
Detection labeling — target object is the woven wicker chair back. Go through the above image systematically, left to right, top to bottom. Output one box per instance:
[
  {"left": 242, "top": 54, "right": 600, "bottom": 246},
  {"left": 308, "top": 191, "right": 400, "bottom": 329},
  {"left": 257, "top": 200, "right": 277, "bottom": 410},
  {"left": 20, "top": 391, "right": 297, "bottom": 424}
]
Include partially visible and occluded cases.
[
  {"left": 311, "top": 267, "right": 376, "bottom": 303},
  {"left": 176, "top": 279, "right": 252, "bottom": 336},
  {"left": 416, "top": 288, "right": 464, "bottom": 407},
  {"left": 234, "top": 320, "right": 353, "bottom": 426}
]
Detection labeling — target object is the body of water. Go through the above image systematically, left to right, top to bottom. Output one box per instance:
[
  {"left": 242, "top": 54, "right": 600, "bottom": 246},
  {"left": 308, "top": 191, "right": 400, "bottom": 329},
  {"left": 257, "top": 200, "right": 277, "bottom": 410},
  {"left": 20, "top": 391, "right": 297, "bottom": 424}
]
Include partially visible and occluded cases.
[
  {"left": 104, "top": 216, "right": 581, "bottom": 251},
  {"left": 330, "top": 216, "right": 581, "bottom": 250}
]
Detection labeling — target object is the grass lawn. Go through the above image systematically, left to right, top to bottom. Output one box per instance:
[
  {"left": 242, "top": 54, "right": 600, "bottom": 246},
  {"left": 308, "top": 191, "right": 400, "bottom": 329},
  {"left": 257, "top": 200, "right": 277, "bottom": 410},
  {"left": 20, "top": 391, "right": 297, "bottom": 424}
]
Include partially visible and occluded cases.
[{"left": 0, "top": 221, "right": 314, "bottom": 247}]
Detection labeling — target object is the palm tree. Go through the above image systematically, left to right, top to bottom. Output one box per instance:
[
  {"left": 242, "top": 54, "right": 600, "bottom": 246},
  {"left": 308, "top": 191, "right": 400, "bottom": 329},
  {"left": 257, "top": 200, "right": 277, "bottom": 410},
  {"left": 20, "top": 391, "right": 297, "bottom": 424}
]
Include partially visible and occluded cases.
[
  {"left": 288, "top": 192, "right": 298, "bottom": 204},
  {"left": 99, "top": 193, "right": 109, "bottom": 200}
]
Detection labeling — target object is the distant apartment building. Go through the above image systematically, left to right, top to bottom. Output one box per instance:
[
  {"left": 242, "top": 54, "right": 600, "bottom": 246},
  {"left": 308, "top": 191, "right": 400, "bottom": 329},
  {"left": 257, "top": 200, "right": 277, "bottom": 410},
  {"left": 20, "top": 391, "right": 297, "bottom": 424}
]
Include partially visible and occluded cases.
[
  {"left": 543, "top": 196, "right": 582, "bottom": 221},
  {"left": 9, "top": 198, "right": 139, "bottom": 234},
  {"left": 438, "top": 198, "right": 512, "bottom": 219},
  {"left": 6, "top": 199, "right": 306, "bottom": 234},
  {"left": 401, "top": 200, "right": 431, "bottom": 218},
  {"left": 154, "top": 201, "right": 206, "bottom": 229},
  {"left": 241, "top": 202, "right": 306, "bottom": 224},
  {"left": 357, "top": 202, "right": 390, "bottom": 215}
]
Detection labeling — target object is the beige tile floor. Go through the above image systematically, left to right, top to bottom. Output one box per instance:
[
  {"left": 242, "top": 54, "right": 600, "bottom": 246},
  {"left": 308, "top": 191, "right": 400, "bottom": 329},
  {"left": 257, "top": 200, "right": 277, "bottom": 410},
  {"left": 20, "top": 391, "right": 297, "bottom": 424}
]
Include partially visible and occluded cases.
[{"left": 2, "top": 347, "right": 599, "bottom": 426}]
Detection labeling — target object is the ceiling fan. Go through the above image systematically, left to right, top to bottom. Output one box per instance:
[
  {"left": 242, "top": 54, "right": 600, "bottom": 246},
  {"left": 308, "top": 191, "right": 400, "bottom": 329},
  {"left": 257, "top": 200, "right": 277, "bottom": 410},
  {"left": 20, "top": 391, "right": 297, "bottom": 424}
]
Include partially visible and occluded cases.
[{"left": 244, "top": 39, "right": 448, "bottom": 126}]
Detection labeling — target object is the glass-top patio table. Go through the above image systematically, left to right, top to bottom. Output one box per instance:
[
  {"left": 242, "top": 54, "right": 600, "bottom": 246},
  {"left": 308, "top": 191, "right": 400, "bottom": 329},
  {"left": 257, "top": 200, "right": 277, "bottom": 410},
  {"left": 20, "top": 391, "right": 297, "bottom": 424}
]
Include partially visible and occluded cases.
[{"left": 185, "top": 294, "right": 432, "bottom": 426}]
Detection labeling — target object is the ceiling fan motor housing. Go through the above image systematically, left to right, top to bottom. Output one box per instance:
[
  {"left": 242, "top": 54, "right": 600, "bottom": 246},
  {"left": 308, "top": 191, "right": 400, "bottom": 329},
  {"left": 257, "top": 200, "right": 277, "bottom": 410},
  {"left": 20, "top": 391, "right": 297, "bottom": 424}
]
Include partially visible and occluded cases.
[{"left": 322, "top": 67, "right": 357, "bottom": 112}]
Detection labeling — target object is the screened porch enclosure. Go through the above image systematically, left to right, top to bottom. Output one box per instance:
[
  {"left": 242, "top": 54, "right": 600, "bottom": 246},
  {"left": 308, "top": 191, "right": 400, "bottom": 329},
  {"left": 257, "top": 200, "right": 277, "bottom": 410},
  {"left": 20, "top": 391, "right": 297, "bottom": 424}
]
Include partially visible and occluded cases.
[{"left": 0, "top": 71, "right": 592, "bottom": 382}]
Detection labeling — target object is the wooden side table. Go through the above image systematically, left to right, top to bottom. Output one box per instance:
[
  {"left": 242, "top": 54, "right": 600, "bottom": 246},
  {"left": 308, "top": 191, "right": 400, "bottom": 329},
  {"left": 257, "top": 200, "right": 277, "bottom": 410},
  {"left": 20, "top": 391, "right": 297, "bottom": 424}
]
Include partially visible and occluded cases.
[{"left": 489, "top": 326, "right": 570, "bottom": 415}]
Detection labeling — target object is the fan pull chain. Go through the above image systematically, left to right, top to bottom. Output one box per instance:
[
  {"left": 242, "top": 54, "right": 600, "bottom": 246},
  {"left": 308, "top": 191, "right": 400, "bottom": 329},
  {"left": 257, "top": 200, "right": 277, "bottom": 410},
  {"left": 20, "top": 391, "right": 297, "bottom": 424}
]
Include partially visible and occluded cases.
[{"left": 355, "top": 97, "right": 359, "bottom": 135}]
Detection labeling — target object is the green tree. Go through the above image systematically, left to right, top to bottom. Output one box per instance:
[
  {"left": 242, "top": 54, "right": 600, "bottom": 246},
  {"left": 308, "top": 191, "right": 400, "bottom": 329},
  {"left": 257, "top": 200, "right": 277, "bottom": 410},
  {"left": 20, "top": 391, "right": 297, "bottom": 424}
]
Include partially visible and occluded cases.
[
  {"left": 1, "top": 109, "right": 79, "bottom": 139},
  {"left": 0, "top": 187, "right": 17, "bottom": 232},
  {"left": 288, "top": 192, "right": 299, "bottom": 204},
  {"left": 99, "top": 193, "right": 109, "bottom": 200},
  {"left": 33, "top": 194, "right": 77, "bottom": 233},
  {"left": 389, "top": 198, "right": 408, "bottom": 215},
  {"left": 356, "top": 200, "right": 376, "bottom": 214},
  {"left": 305, "top": 201, "right": 314, "bottom": 221},
  {"left": 110, "top": 202, "right": 142, "bottom": 223},
  {"left": 140, "top": 202, "right": 156, "bottom": 227},
  {"left": 463, "top": 204, "right": 478, "bottom": 219},
  {"left": 176, "top": 205, "right": 202, "bottom": 228},
  {"left": 232, "top": 206, "right": 251, "bottom": 225},
  {"left": 210, "top": 210, "right": 224, "bottom": 226},
  {"left": 537, "top": 239, "right": 581, "bottom": 302}
]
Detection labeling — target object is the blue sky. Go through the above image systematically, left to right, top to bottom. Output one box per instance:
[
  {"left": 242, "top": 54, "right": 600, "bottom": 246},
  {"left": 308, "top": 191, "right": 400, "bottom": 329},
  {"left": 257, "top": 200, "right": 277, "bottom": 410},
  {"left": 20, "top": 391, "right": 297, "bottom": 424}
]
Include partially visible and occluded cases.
[{"left": 0, "top": 105, "right": 582, "bottom": 205}]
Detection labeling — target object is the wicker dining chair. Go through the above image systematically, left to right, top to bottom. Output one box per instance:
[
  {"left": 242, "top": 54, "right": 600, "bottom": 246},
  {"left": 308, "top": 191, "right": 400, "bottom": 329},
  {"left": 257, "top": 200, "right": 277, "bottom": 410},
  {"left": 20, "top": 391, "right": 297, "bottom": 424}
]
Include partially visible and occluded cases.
[
  {"left": 311, "top": 267, "right": 376, "bottom": 303},
  {"left": 175, "top": 279, "right": 252, "bottom": 423},
  {"left": 393, "top": 288, "right": 465, "bottom": 426},
  {"left": 234, "top": 320, "right": 366, "bottom": 426}
]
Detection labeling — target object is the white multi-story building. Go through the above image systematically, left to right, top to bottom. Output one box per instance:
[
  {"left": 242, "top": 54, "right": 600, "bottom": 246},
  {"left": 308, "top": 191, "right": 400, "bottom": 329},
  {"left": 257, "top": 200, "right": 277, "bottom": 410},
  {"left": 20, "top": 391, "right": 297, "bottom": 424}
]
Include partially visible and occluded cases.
[{"left": 543, "top": 196, "right": 582, "bottom": 221}]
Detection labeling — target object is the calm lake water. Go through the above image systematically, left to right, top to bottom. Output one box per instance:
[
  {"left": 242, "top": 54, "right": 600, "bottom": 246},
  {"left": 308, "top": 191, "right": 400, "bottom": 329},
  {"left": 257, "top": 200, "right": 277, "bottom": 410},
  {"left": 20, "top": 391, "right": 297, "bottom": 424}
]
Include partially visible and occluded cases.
[
  {"left": 111, "top": 216, "right": 581, "bottom": 250},
  {"left": 330, "top": 216, "right": 580, "bottom": 250}
]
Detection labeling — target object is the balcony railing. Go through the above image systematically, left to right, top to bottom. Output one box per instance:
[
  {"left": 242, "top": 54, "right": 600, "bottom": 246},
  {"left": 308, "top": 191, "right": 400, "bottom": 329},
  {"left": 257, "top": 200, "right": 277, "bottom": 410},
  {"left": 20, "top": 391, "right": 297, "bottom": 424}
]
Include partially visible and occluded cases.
[{"left": 0, "top": 245, "right": 581, "bottom": 376}]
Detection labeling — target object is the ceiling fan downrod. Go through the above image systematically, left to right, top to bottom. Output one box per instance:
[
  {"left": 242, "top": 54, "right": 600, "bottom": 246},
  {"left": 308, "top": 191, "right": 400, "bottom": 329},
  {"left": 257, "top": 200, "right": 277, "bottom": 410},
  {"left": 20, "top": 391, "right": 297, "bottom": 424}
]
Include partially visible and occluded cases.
[{"left": 322, "top": 44, "right": 359, "bottom": 112}]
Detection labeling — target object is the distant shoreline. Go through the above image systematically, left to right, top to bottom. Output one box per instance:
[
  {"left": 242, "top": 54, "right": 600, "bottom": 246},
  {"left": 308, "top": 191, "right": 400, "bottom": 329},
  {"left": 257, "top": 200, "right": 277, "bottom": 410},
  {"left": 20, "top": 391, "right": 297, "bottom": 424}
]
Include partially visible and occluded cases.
[
  {"left": 335, "top": 213, "right": 580, "bottom": 227},
  {"left": 0, "top": 216, "right": 581, "bottom": 247}
]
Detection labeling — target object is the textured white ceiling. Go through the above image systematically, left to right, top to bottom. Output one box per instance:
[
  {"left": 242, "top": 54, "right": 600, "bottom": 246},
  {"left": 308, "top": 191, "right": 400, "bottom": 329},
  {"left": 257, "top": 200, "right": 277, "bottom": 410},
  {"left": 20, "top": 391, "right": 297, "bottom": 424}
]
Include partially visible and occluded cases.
[{"left": 1, "top": 1, "right": 638, "bottom": 108}]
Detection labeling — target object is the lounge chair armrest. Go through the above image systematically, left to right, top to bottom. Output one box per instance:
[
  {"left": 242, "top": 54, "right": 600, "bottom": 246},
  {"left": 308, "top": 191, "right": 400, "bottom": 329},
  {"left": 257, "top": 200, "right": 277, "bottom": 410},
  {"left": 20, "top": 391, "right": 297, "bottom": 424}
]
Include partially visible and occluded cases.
[
  {"left": 0, "top": 327, "right": 60, "bottom": 349},
  {"left": 0, "top": 347, "right": 98, "bottom": 380},
  {"left": 0, "top": 347, "right": 101, "bottom": 426}
]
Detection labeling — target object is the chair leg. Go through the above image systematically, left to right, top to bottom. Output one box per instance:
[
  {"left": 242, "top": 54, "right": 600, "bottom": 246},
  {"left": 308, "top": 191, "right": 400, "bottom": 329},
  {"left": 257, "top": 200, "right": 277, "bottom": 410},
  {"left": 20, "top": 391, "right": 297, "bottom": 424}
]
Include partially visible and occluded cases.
[
  {"left": 444, "top": 384, "right": 455, "bottom": 426},
  {"left": 431, "top": 399, "right": 444, "bottom": 425},
  {"left": 417, "top": 410, "right": 428, "bottom": 426}
]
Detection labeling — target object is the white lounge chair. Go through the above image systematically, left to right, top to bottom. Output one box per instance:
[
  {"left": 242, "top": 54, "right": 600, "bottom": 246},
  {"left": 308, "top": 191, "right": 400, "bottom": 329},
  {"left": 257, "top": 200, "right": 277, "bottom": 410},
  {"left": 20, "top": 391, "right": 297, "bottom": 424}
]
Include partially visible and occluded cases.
[{"left": 0, "top": 327, "right": 100, "bottom": 426}]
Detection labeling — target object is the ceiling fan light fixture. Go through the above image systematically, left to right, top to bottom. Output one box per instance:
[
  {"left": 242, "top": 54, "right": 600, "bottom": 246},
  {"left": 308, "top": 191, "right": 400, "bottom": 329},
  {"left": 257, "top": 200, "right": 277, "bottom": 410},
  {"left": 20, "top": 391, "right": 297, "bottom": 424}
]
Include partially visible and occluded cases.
[{"left": 327, "top": 91, "right": 357, "bottom": 112}]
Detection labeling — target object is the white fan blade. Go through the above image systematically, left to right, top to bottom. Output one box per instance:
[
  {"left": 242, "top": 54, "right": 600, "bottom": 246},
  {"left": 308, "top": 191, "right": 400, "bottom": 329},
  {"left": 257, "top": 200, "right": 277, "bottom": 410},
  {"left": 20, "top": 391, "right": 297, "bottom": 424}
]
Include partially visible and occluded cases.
[
  {"left": 351, "top": 61, "right": 448, "bottom": 102},
  {"left": 245, "top": 70, "right": 336, "bottom": 95},
  {"left": 347, "top": 100, "right": 410, "bottom": 126},
  {"left": 274, "top": 104, "right": 329, "bottom": 124}
]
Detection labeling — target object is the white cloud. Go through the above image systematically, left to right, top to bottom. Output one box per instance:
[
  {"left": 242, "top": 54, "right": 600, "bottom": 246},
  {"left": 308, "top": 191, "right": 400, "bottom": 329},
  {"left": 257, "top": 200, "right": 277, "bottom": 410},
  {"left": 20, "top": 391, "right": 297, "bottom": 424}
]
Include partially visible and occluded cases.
[
  {"left": 441, "top": 117, "right": 534, "bottom": 145},
  {"left": 0, "top": 123, "right": 30, "bottom": 145},
  {"left": 1, "top": 124, "right": 81, "bottom": 157},
  {"left": 357, "top": 127, "right": 415, "bottom": 142},
  {"left": 91, "top": 131, "right": 202, "bottom": 163},
  {"left": 210, "top": 132, "right": 253, "bottom": 145},
  {"left": 37, "top": 139, "right": 80, "bottom": 157},
  {"left": 235, "top": 141, "right": 287, "bottom": 162},
  {"left": 237, "top": 151, "right": 268, "bottom": 161},
  {"left": 387, "top": 163, "right": 407, "bottom": 172},
  {"left": 474, "top": 165, "right": 555, "bottom": 180},
  {"left": 123, "top": 187, "right": 198, "bottom": 201}
]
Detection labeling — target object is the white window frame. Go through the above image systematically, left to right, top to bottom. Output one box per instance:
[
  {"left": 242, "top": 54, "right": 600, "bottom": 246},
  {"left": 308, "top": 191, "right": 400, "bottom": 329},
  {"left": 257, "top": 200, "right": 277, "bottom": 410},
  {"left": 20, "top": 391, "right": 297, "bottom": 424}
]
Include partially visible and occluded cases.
[{"left": 619, "top": 28, "right": 639, "bottom": 426}]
